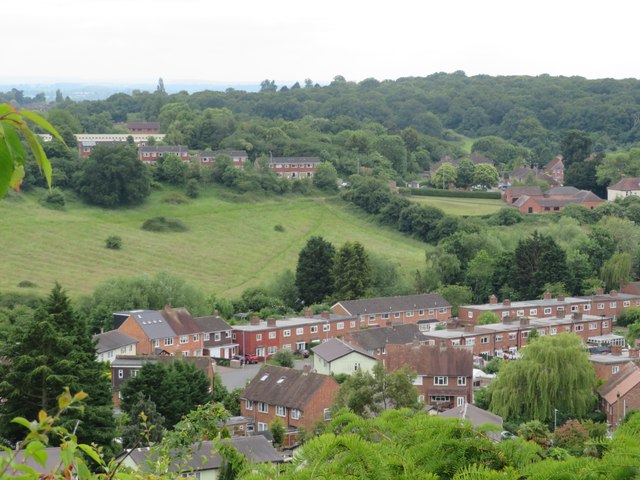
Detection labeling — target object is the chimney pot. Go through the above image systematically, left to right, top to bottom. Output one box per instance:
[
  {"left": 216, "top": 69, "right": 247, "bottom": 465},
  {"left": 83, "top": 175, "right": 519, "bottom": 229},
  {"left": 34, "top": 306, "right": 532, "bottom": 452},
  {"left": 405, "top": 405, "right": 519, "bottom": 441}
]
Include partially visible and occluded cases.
[
  {"left": 595, "top": 288, "right": 604, "bottom": 295},
  {"left": 610, "top": 290, "right": 618, "bottom": 297},
  {"left": 543, "top": 291, "right": 551, "bottom": 300},
  {"left": 489, "top": 295, "right": 498, "bottom": 305},
  {"left": 557, "top": 295, "right": 565, "bottom": 302},
  {"left": 503, "top": 299, "right": 511, "bottom": 307},
  {"left": 304, "top": 308, "right": 314, "bottom": 318},
  {"left": 321, "top": 311, "right": 330, "bottom": 319},
  {"left": 250, "top": 316, "right": 260, "bottom": 326},
  {"left": 267, "top": 318, "right": 277, "bottom": 327},
  {"left": 464, "top": 324, "right": 474, "bottom": 333},
  {"left": 611, "top": 345, "right": 622, "bottom": 356},
  {"left": 629, "top": 348, "right": 639, "bottom": 358}
]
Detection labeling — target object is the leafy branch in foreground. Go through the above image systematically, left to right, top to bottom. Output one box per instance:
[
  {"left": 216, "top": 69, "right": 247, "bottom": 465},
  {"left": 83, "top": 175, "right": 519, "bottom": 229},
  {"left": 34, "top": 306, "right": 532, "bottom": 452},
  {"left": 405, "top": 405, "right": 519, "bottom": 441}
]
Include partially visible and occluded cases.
[{"left": 0, "top": 103, "right": 63, "bottom": 197}]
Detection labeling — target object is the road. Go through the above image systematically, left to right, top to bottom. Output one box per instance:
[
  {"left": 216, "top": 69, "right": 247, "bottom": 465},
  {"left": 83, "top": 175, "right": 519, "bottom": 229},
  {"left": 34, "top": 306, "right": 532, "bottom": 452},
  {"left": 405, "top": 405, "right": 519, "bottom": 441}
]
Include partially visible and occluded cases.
[{"left": 216, "top": 358, "right": 313, "bottom": 390}]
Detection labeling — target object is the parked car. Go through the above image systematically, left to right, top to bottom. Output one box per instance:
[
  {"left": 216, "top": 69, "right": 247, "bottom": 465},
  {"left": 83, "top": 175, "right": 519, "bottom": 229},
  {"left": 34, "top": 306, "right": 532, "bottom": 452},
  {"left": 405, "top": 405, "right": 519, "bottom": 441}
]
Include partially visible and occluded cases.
[{"left": 243, "top": 353, "right": 260, "bottom": 364}]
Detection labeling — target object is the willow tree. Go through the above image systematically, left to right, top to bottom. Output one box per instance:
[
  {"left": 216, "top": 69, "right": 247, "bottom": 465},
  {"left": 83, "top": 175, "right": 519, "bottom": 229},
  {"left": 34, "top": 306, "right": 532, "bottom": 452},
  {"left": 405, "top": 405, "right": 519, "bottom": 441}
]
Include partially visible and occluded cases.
[{"left": 489, "top": 333, "right": 596, "bottom": 422}]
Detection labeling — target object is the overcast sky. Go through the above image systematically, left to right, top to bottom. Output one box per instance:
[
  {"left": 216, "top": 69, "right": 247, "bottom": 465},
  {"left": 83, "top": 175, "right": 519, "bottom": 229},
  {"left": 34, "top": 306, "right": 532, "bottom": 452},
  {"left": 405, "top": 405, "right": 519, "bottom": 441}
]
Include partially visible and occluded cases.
[{"left": 4, "top": 0, "right": 638, "bottom": 86}]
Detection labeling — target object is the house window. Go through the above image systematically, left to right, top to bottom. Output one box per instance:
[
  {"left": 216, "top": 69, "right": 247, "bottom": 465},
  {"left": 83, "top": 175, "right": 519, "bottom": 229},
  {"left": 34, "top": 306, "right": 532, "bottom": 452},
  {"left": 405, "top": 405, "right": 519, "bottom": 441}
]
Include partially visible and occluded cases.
[
  {"left": 624, "top": 301, "right": 630, "bottom": 307},
  {"left": 610, "top": 302, "right": 617, "bottom": 308},
  {"left": 597, "top": 303, "right": 605, "bottom": 310},
  {"left": 584, "top": 304, "right": 591, "bottom": 311},
  {"left": 557, "top": 306, "right": 565, "bottom": 312},
  {"left": 571, "top": 306, "right": 579, "bottom": 312},
  {"left": 439, "top": 308, "right": 447, "bottom": 314},
  {"left": 544, "top": 308, "right": 552, "bottom": 315},
  {"left": 419, "top": 309, "right": 425, "bottom": 315},
  {"left": 429, "top": 309, "right": 435, "bottom": 315},
  {"left": 529, "top": 309, "right": 537, "bottom": 316},
  {"left": 517, "top": 310, "right": 525, "bottom": 317},
  {"left": 406, "top": 311, "right": 414, "bottom": 317},
  {"left": 502, "top": 311, "right": 509, "bottom": 318},
  {"left": 394, "top": 312, "right": 401, "bottom": 318},
  {"left": 467, "top": 312, "right": 474, "bottom": 319},
  {"left": 382, "top": 313, "right": 389, "bottom": 320},
  {"left": 369, "top": 314, "right": 375, "bottom": 321},
  {"left": 350, "top": 321, "right": 356, "bottom": 328},
  {"left": 603, "top": 321, "right": 609, "bottom": 328},
  {"left": 337, "top": 322, "right": 344, "bottom": 330},
  {"left": 589, "top": 323, "right": 598, "bottom": 330},
  {"left": 323, "top": 324, "right": 330, "bottom": 332},
  {"left": 575, "top": 325, "right": 584, "bottom": 331},
  {"left": 310, "top": 326, "right": 318, "bottom": 333},
  {"left": 296, "top": 327, "right": 304, "bottom": 335},
  {"left": 550, "top": 328, "right": 557, "bottom": 335},
  {"left": 283, "top": 329, "right": 291, "bottom": 337},
  {"left": 538, "top": 329, "right": 545, "bottom": 335},
  {"left": 226, "top": 331, "right": 232, "bottom": 338},
  {"left": 522, "top": 331, "right": 529, "bottom": 338},
  {"left": 214, "top": 332, "right": 221, "bottom": 341},
  {"left": 268, "top": 332, "right": 276, "bottom": 339},
  {"left": 204, "top": 333, "right": 210, "bottom": 341},
  {"left": 232, "top": 333, "right": 236, "bottom": 340},
  {"left": 509, "top": 333, "right": 517, "bottom": 340},
  {"left": 193, "top": 334, "right": 199, "bottom": 342},
  {"left": 256, "top": 334, "right": 262, "bottom": 341},
  {"left": 495, "top": 335, "right": 503, "bottom": 342},
  {"left": 180, "top": 336, "right": 188, "bottom": 344},
  {"left": 164, "top": 337, "right": 174, "bottom": 346},
  {"left": 480, "top": 337, "right": 489, "bottom": 344},
  {"left": 466, "top": 338, "right": 475, "bottom": 346},
  {"left": 152, "top": 339, "right": 160, "bottom": 348},
  {"left": 451, "top": 340, "right": 460, "bottom": 346},
  {"left": 283, "top": 344, "right": 291, "bottom": 350},
  {"left": 268, "top": 346, "right": 277, "bottom": 354},
  {"left": 182, "top": 351, "right": 189, "bottom": 356},
  {"left": 354, "top": 362, "right": 361, "bottom": 371},
  {"left": 612, "top": 366, "right": 620, "bottom": 374},
  {"left": 118, "top": 369, "right": 123, "bottom": 379},
  {"left": 434, "top": 376, "right": 448, "bottom": 385},
  {"left": 457, "top": 376, "right": 466, "bottom": 386},
  {"left": 431, "top": 395, "right": 450, "bottom": 403},
  {"left": 457, "top": 396, "right": 465, "bottom": 407},
  {"left": 258, "top": 402, "right": 268, "bottom": 413},
  {"left": 276, "top": 406, "right": 286, "bottom": 417},
  {"left": 324, "top": 408, "right": 332, "bottom": 421},
  {"left": 291, "top": 409, "right": 301, "bottom": 419},
  {"left": 258, "top": 422, "right": 268, "bottom": 432}
]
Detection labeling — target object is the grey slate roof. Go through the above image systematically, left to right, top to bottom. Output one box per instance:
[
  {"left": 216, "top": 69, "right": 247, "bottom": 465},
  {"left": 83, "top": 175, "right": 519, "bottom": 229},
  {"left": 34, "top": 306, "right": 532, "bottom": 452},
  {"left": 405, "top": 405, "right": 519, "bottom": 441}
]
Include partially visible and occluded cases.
[
  {"left": 138, "top": 145, "right": 188, "bottom": 154},
  {"left": 269, "top": 156, "right": 321, "bottom": 164},
  {"left": 546, "top": 186, "right": 580, "bottom": 195},
  {"left": 333, "top": 293, "right": 450, "bottom": 317},
  {"left": 116, "top": 310, "right": 174, "bottom": 339},
  {"left": 194, "top": 315, "right": 232, "bottom": 333},
  {"left": 347, "top": 324, "right": 422, "bottom": 352},
  {"left": 92, "top": 330, "right": 138, "bottom": 354},
  {"left": 311, "top": 338, "right": 376, "bottom": 362},
  {"left": 242, "top": 365, "right": 336, "bottom": 410},
  {"left": 440, "top": 403, "right": 503, "bottom": 428},
  {"left": 126, "top": 436, "right": 282, "bottom": 472}
]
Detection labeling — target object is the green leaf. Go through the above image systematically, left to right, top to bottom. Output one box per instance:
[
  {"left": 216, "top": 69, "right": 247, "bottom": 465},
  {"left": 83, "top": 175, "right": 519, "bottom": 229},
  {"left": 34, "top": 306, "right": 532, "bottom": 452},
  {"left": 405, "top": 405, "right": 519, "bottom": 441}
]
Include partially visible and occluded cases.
[
  {"left": 0, "top": 104, "right": 13, "bottom": 115},
  {"left": 20, "top": 109, "right": 65, "bottom": 144},
  {"left": 3, "top": 122, "right": 26, "bottom": 164},
  {"left": 0, "top": 139, "right": 13, "bottom": 197},
  {"left": 11, "top": 417, "right": 35, "bottom": 432},
  {"left": 24, "top": 441, "right": 48, "bottom": 467},
  {"left": 77, "top": 444, "right": 102, "bottom": 465},
  {"left": 76, "top": 460, "right": 92, "bottom": 480}
]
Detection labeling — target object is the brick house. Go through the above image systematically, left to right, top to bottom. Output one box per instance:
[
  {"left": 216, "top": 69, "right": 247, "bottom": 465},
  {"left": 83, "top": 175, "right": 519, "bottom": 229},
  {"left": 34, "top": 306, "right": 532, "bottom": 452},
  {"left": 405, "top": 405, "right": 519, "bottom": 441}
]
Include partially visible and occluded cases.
[
  {"left": 127, "top": 121, "right": 160, "bottom": 135},
  {"left": 77, "top": 140, "right": 127, "bottom": 158},
  {"left": 138, "top": 145, "right": 189, "bottom": 164},
  {"left": 198, "top": 150, "right": 248, "bottom": 168},
  {"left": 544, "top": 155, "right": 565, "bottom": 184},
  {"left": 268, "top": 157, "right": 320, "bottom": 178},
  {"left": 503, "top": 186, "right": 543, "bottom": 204},
  {"left": 510, "top": 186, "right": 604, "bottom": 214},
  {"left": 459, "top": 290, "right": 640, "bottom": 324},
  {"left": 331, "top": 293, "right": 451, "bottom": 328},
  {"left": 114, "top": 307, "right": 204, "bottom": 356},
  {"left": 232, "top": 312, "right": 358, "bottom": 359},
  {"left": 194, "top": 314, "right": 237, "bottom": 360},
  {"left": 422, "top": 314, "right": 613, "bottom": 358},
  {"left": 342, "top": 324, "right": 423, "bottom": 360},
  {"left": 92, "top": 330, "right": 138, "bottom": 363},
  {"left": 386, "top": 343, "right": 473, "bottom": 411},
  {"left": 591, "top": 347, "right": 640, "bottom": 381},
  {"left": 110, "top": 354, "right": 215, "bottom": 407},
  {"left": 598, "top": 362, "right": 640, "bottom": 428},
  {"left": 240, "top": 365, "right": 339, "bottom": 446}
]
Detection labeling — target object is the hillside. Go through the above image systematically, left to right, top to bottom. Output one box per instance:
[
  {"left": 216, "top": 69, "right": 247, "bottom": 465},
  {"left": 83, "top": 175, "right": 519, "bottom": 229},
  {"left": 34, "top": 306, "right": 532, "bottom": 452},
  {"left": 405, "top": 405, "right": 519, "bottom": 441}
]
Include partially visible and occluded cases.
[{"left": 0, "top": 188, "right": 429, "bottom": 299}]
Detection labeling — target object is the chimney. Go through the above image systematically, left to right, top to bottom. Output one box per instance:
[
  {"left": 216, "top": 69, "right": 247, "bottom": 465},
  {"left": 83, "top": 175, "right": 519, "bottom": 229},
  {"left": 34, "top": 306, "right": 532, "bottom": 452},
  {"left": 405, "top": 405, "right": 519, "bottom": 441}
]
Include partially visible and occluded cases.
[
  {"left": 595, "top": 288, "right": 604, "bottom": 295},
  {"left": 610, "top": 290, "right": 618, "bottom": 297},
  {"left": 543, "top": 291, "right": 551, "bottom": 300},
  {"left": 489, "top": 294, "right": 498, "bottom": 305},
  {"left": 556, "top": 295, "right": 565, "bottom": 302},
  {"left": 503, "top": 299, "right": 511, "bottom": 307},
  {"left": 304, "top": 308, "right": 314, "bottom": 318},
  {"left": 321, "top": 311, "right": 331, "bottom": 319},
  {"left": 572, "top": 312, "right": 583, "bottom": 321},
  {"left": 250, "top": 316, "right": 260, "bottom": 326},
  {"left": 503, "top": 316, "right": 512, "bottom": 324},
  {"left": 267, "top": 318, "right": 277, "bottom": 327},
  {"left": 520, "top": 318, "right": 530, "bottom": 326},
  {"left": 446, "top": 321, "right": 458, "bottom": 330},
  {"left": 464, "top": 324, "right": 474, "bottom": 333},
  {"left": 611, "top": 345, "right": 622, "bottom": 356},
  {"left": 629, "top": 348, "right": 639, "bottom": 358},
  {"left": 302, "top": 364, "right": 312, "bottom": 375}
]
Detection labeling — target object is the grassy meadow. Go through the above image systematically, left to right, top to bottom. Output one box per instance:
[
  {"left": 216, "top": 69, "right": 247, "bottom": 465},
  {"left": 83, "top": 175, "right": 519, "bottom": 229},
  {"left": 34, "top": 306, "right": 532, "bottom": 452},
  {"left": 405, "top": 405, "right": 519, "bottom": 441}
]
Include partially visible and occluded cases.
[
  {"left": 0, "top": 187, "right": 430, "bottom": 299},
  {"left": 408, "top": 195, "right": 506, "bottom": 216}
]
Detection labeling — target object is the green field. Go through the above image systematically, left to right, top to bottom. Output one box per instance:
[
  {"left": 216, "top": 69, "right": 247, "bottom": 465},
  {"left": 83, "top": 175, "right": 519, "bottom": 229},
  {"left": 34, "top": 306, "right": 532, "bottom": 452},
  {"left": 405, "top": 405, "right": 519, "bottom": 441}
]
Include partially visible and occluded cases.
[
  {"left": 0, "top": 188, "right": 430, "bottom": 299},
  {"left": 408, "top": 195, "right": 506, "bottom": 216}
]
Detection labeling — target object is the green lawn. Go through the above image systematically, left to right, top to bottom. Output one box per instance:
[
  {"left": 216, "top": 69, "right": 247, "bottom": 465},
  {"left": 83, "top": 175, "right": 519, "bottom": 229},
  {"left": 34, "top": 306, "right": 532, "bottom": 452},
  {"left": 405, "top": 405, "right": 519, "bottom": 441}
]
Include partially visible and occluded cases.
[
  {"left": 0, "top": 188, "right": 429, "bottom": 299},
  {"left": 408, "top": 195, "right": 506, "bottom": 216}
]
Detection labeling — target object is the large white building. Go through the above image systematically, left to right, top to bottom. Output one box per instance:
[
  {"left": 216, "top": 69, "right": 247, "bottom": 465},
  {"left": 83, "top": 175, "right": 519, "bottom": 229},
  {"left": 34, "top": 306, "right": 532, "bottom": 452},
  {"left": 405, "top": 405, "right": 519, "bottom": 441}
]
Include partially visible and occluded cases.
[{"left": 608, "top": 177, "right": 640, "bottom": 201}]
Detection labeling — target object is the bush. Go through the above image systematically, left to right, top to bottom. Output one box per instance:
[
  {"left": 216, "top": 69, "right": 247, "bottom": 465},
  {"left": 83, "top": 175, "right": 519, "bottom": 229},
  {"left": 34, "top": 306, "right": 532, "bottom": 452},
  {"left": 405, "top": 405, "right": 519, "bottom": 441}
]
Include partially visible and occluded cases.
[
  {"left": 185, "top": 179, "right": 199, "bottom": 198},
  {"left": 400, "top": 187, "right": 502, "bottom": 199},
  {"left": 40, "top": 190, "right": 65, "bottom": 209},
  {"left": 163, "top": 192, "right": 189, "bottom": 204},
  {"left": 493, "top": 207, "right": 522, "bottom": 225},
  {"left": 142, "top": 216, "right": 188, "bottom": 232},
  {"left": 274, "top": 224, "right": 285, "bottom": 232},
  {"left": 105, "top": 235, "right": 122, "bottom": 250},
  {"left": 17, "top": 280, "right": 37, "bottom": 288},
  {"left": 617, "top": 307, "right": 640, "bottom": 327},
  {"left": 272, "top": 350, "right": 295, "bottom": 368}
]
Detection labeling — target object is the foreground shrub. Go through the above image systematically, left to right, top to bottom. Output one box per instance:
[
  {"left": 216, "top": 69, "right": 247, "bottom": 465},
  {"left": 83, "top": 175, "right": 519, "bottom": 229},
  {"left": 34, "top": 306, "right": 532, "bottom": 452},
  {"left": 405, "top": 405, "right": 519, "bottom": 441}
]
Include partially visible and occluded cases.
[
  {"left": 142, "top": 216, "right": 188, "bottom": 232},
  {"left": 105, "top": 235, "right": 123, "bottom": 249}
]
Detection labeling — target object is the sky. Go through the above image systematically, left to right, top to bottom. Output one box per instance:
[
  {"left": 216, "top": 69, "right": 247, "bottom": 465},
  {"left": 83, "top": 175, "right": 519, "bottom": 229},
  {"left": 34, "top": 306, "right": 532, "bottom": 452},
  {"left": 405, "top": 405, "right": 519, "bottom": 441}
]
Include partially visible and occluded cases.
[{"left": 3, "top": 0, "right": 639, "bottom": 86}]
